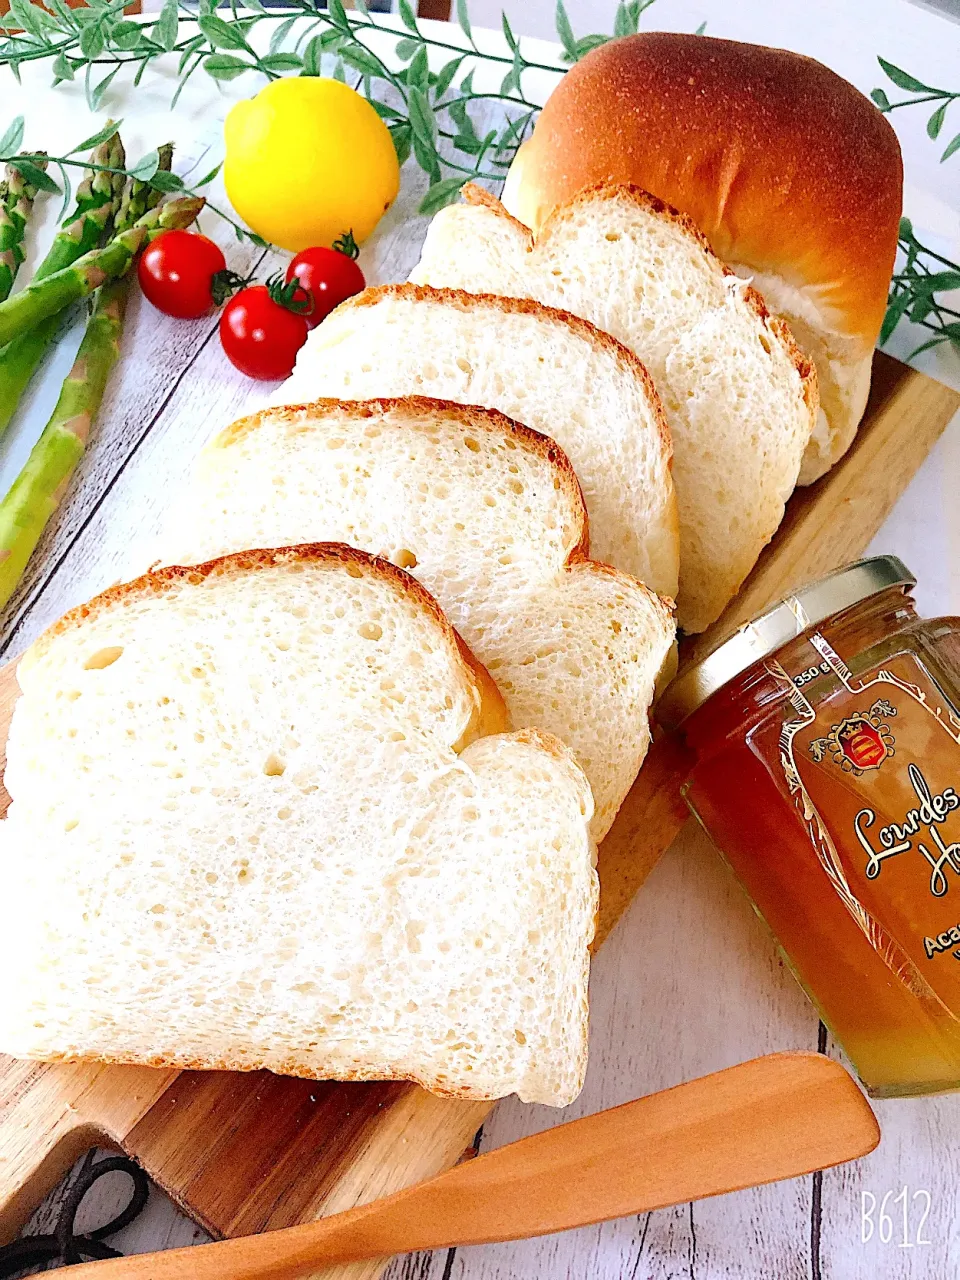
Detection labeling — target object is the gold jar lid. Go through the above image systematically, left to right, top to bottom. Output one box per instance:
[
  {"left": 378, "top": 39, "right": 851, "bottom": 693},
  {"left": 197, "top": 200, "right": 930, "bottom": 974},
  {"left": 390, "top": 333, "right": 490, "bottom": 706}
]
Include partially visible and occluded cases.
[{"left": 657, "top": 555, "right": 916, "bottom": 730}]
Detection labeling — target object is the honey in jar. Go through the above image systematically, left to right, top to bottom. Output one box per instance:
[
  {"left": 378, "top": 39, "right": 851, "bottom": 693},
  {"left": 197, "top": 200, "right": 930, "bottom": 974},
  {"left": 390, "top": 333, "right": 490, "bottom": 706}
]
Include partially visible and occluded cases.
[{"left": 658, "top": 556, "right": 960, "bottom": 1098}]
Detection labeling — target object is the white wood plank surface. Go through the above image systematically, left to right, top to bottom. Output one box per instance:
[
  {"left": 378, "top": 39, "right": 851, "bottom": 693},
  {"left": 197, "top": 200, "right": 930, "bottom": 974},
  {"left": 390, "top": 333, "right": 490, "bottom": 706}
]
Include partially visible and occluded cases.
[{"left": 4, "top": 14, "right": 960, "bottom": 1279}]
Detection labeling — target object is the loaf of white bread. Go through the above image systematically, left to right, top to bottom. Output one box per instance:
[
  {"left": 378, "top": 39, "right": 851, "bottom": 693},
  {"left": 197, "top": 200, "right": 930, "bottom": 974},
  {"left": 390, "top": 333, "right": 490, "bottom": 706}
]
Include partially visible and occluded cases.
[
  {"left": 500, "top": 32, "right": 903, "bottom": 484},
  {"left": 410, "top": 183, "right": 818, "bottom": 633},
  {"left": 280, "top": 284, "right": 679, "bottom": 602},
  {"left": 157, "top": 398, "right": 676, "bottom": 841},
  {"left": 0, "top": 545, "right": 597, "bottom": 1106}
]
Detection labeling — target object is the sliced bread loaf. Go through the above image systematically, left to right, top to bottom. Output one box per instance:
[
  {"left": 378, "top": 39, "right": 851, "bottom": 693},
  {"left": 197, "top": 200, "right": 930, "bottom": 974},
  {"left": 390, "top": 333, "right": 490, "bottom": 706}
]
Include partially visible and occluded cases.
[
  {"left": 409, "top": 183, "right": 819, "bottom": 633},
  {"left": 278, "top": 284, "right": 679, "bottom": 602},
  {"left": 156, "top": 398, "right": 676, "bottom": 841},
  {"left": 0, "top": 545, "right": 597, "bottom": 1106}
]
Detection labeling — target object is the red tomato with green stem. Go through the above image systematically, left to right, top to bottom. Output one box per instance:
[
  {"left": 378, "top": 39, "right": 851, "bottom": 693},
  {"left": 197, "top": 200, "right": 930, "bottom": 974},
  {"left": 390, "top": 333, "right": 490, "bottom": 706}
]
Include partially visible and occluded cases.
[
  {"left": 137, "top": 230, "right": 242, "bottom": 319},
  {"left": 285, "top": 231, "right": 366, "bottom": 328},
  {"left": 219, "top": 278, "right": 309, "bottom": 380}
]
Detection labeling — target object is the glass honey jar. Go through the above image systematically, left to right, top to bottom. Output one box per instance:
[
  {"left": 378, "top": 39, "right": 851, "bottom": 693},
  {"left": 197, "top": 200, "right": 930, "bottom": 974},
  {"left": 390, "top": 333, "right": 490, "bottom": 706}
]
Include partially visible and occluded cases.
[{"left": 658, "top": 556, "right": 960, "bottom": 1098}]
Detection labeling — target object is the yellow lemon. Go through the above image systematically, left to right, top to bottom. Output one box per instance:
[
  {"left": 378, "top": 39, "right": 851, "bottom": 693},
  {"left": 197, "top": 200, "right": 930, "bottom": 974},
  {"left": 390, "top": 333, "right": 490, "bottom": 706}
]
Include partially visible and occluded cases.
[{"left": 224, "top": 77, "right": 401, "bottom": 253}]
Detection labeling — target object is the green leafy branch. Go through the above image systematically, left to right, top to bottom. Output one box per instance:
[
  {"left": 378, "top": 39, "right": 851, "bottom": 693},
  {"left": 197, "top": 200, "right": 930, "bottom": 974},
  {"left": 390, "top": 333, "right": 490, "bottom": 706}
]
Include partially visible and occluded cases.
[
  {"left": 0, "top": 0, "right": 672, "bottom": 214},
  {"left": 872, "top": 58, "right": 960, "bottom": 163},
  {"left": 0, "top": 116, "right": 263, "bottom": 244},
  {"left": 882, "top": 218, "right": 960, "bottom": 360}
]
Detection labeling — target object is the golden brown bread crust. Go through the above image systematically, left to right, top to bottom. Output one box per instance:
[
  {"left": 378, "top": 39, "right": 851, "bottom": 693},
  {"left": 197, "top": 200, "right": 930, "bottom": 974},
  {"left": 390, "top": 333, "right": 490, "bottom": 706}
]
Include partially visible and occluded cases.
[
  {"left": 503, "top": 33, "right": 902, "bottom": 346},
  {"left": 461, "top": 181, "right": 818, "bottom": 417},
  {"left": 339, "top": 284, "right": 673, "bottom": 464},
  {"left": 26, "top": 541, "right": 509, "bottom": 742}
]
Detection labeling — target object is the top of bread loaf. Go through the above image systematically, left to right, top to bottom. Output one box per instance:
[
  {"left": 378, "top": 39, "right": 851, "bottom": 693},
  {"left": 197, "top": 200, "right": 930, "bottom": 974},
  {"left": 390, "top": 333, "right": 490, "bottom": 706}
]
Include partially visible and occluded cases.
[
  {"left": 501, "top": 32, "right": 902, "bottom": 350},
  {"left": 500, "top": 33, "right": 902, "bottom": 482},
  {"left": 411, "top": 183, "right": 817, "bottom": 632},
  {"left": 280, "top": 282, "right": 679, "bottom": 601},
  {"left": 155, "top": 396, "right": 676, "bottom": 841},
  {"left": 1, "top": 544, "right": 598, "bottom": 1106}
]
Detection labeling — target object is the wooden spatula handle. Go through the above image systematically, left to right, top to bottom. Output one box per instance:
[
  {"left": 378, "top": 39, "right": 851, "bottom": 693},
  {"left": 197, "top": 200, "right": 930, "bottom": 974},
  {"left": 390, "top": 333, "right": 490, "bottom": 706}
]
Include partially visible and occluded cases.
[{"left": 63, "top": 1053, "right": 878, "bottom": 1279}]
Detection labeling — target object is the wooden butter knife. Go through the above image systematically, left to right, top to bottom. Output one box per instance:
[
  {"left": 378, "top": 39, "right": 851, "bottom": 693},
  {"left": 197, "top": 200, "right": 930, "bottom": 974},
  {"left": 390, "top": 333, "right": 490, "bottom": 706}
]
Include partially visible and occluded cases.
[{"left": 63, "top": 1052, "right": 879, "bottom": 1279}]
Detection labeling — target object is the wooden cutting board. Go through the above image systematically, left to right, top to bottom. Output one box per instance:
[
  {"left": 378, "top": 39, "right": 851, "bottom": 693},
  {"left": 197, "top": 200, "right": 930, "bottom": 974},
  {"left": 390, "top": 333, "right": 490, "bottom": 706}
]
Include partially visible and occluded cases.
[{"left": 0, "top": 352, "right": 956, "bottom": 1277}]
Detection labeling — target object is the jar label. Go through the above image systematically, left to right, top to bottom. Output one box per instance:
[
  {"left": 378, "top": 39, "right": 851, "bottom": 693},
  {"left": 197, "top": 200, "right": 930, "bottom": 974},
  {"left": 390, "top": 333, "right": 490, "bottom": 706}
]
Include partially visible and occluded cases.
[{"left": 772, "top": 636, "right": 960, "bottom": 1015}]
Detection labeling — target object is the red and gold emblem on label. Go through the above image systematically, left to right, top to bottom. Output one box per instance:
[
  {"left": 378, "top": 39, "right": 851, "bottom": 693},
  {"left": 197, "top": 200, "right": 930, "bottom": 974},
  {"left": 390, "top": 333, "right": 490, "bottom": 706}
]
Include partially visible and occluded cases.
[{"left": 809, "top": 699, "right": 897, "bottom": 774}]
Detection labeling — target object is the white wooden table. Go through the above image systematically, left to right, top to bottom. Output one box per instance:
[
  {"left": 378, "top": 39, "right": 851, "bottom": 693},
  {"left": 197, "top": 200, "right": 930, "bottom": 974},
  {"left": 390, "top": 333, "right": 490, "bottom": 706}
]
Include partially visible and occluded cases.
[{"left": 5, "top": 4, "right": 960, "bottom": 1277}]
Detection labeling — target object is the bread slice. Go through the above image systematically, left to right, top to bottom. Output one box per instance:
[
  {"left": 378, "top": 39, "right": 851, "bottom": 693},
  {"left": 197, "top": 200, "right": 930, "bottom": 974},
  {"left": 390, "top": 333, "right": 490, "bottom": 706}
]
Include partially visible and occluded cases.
[
  {"left": 410, "top": 183, "right": 819, "bottom": 633},
  {"left": 277, "top": 283, "right": 679, "bottom": 602},
  {"left": 155, "top": 398, "right": 676, "bottom": 841},
  {"left": 0, "top": 545, "right": 597, "bottom": 1107}
]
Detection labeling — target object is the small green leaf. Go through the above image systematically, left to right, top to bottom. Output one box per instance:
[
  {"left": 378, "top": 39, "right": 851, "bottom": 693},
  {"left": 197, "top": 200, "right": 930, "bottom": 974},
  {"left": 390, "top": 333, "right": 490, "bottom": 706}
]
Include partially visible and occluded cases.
[
  {"left": 153, "top": 0, "right": 178, "bottom": 51},
  {"left": 327, "top": 0, "right": 349, "bottom": 31},
  {"left": 353, "top": 0, "right": 369, "bottom": 14},
  {"left": 398, "top": 0, "right": 419, "bottom": 33},
  {"left": 455, "top": 0, "right": 472, "bottom": 44},
  {"left": 554, "top": 0, "right": 577, "bottom": 60},
  {"left": 613, "top": 3, "right": 633, "bottom": 37},
  {"left": 501, "top": 11, "right": 517, "bottom": 50},
  {"left": 199, "top": 14, "right": 248, "bottom": 50},
  {"left": 268, "top": 14, "right": 297, "bottom": 53},
  {"left": 112, "top": 19, "right": 142, "bottom": 50},
  {"left": 694, "top": 19, "right": 707, "bottom": 35},
  {"left": 78, "top": 20, "right": 104, "bottom": 58},
  {"left": 572, "top": 32, "right": 607, "bottom": 59},
  {"left": 177, "top": 33, "right": 205, "bottom": 73},
  {"left": 301, "top": 33, "right": 323, "bottom": 76},
  {"left": 394, "top": 36, "right": 419, "bottom": 62},
  {"left": 338, "top": 42, "right": 382, "bottom": 78},
  {"left": 405, "top": 42, "right": 428, "bottom": 90},
  {"left": 52, "top": 50, "right": 75, "bottom": 81},
  {"left": 260, "top": 51, "right": 302, "bottom": 72},
  {"left": 204, "top": 52, "right": 250, "bottom": 80},
  {"left": 433, "top": 54, "right": 463, "bottom": 100},
  {"left": 877, "top": 57, "right": 935, "bottom": 94},
  {"left": 332, "top": 58, "right": 346, "bottom": 83},
  {"left": 90, "top": 63, "right": 121, "bottom": 109},
  {"left": 460, "top": 67, "right": 475, "bottom": 96},
  {"left": 407, "top": 85, "right": 437, "bottom": 147},
  {"left": 870, "top": 87, "right": 891, "bottom": 111},
  {"left": 367, "top": 97, "right": 405, "bottom": 120},
  {"left": 928, "top": 101, "right": 948, "bottom": 140},
  {"left": 0, "top": 116, "right": 26, "bottom": 157},
  {"left": 70, "top": 121, "right": 122, "bottom": 154},
  {"left": 390, "top": 123, "right": 412, "bottom": 167},
  {"left": 411, "top": 131, "right": 440, "bottom": 184},
  {"left": 942, "top": 132, "right": 960, "bottom": 163},
  {"left": 129, "top": 149, "right": 160, "bottom": 181},
  {"left": 11, "top": 157, "right": 60, "bottom": 192},
  {"left": 194, "top": 161, "right": 223, "bottom": 187},
  {"left": 148, "top": 169, "right": 184, "bottom": 192},
  {"left": 419, "top": 176, "right": 467, "bottom": 215},
  {"left": 899, "top": 216, "right": 914, "bottom": 240},
  {"left": 914, "top": 270, "right": 960, "bottom": 294},
  {"left": 879, "top": 289, "right": 911, "bottom": 344}
]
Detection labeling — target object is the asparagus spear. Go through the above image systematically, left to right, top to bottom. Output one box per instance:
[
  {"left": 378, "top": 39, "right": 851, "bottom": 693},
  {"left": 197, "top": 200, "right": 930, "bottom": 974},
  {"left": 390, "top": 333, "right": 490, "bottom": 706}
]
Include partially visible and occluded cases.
[
  {"left": 0, "top": 130, "right": 126, "bottom": 435},
  {"left": 0, "top": 147, "right": 175, "bottom": 610},
  {"left": 0, "top": 156, "right": 48, "bottom": 303},
  {"left": 0, "top": 194, "right": 203, "bottom": 347},
  {"left": 0, "top": 285, "right": 127, "bottom": 609}
]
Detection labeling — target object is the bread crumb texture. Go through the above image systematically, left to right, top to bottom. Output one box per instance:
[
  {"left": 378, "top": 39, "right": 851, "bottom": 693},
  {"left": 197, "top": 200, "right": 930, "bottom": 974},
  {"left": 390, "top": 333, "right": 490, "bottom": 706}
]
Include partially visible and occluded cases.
[
  {"left": 410, "top": 184, "right": 817, "bottom": 633},
  {"left": 279, "top": 283, "right": 679, "bottom": 602},
  {"left": 156, "top": 399, "right": 676, "bottom": 840},
  {"left": 1, "top": 546, "right": 597, "bottom": 1107}
]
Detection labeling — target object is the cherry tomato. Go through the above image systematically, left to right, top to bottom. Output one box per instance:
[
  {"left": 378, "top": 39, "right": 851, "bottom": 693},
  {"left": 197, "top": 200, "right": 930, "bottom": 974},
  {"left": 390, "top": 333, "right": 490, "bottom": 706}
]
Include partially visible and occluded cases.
[
  {"left": 137, "top": 230, "right": 229, "bottom": 319},
  {"left": 285, "top": 244, "right": 365, "bottom": 328},
  {"left": 219, "top": 285, "right": 309, "bottom": 380}
]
